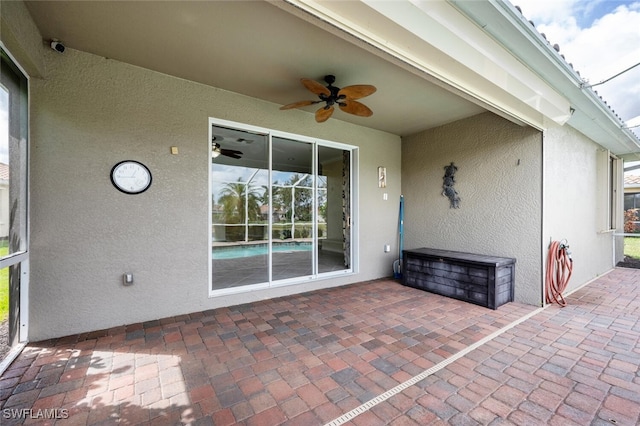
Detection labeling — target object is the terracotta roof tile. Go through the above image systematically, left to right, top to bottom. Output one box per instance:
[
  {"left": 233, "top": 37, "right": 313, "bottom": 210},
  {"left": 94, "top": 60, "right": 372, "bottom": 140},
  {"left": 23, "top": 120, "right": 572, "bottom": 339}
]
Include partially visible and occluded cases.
[
  {"left": 514, "top": 4, "right": 632, "bottom": 130},
  {"left": 0, "top": 163, "right": 8, "bottom": 180},
  {"left": 625, "top": 174, "right": 640, "bottom": 186}
]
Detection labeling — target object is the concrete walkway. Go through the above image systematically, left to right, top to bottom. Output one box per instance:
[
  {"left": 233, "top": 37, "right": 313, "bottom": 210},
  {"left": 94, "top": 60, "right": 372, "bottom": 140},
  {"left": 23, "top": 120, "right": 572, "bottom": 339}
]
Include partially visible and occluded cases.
[{"left": 0, "top": 268, "right": 639, "bottom": 425}]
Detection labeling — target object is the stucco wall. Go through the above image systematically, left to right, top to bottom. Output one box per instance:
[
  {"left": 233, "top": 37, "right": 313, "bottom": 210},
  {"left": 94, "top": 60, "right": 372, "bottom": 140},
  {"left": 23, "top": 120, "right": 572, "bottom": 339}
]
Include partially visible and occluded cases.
[
  {"left": 0, "top": 0, "right": 45, "bottom": 77},
  {"left": 24, "top": 45, "right": 401, "bottom": 340},
  {"left": 402, "top": 112, "right": 543, "bottom": 306},
  {"left": 542, "top": 122, "right": 620, "bottom": 293}
]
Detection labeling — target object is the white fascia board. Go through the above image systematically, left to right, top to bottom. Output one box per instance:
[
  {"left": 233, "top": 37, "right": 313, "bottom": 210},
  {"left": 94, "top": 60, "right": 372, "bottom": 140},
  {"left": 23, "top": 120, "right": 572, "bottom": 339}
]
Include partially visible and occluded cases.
[
  {"left": 285, "top": 0, "right": 571, "bottom": 129},
  {"left": 363, "top": 0, "right": 571, "bottom": 126},
  {"left": 454, "top": 0, "right": 640, "bottom": 156}
]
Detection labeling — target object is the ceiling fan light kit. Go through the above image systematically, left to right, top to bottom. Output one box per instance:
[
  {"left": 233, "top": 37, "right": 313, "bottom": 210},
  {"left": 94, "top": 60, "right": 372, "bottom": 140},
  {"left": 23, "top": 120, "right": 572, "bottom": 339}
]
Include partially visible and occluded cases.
[
  {"left": 280, "top": 75, "right": 376, "bottom": 123},
  {"left": 211, "top": 138, "right": 243, "bottom": 159},
  {"left": 211, "top": 144, "right": 221, "bottom": 158}
]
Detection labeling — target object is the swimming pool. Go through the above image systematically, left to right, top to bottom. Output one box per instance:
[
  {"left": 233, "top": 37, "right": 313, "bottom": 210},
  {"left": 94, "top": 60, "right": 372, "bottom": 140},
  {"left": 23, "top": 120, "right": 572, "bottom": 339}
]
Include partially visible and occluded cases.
[{"left": 212, "top": 242, "right": 312, "bottom": 259}]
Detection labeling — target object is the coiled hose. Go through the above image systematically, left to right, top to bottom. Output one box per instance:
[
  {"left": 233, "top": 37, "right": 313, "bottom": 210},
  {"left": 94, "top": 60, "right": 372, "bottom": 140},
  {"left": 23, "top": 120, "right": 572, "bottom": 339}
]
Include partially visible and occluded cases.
[{"left": 545, "top": 240, "right": 573, "bottom": 306}]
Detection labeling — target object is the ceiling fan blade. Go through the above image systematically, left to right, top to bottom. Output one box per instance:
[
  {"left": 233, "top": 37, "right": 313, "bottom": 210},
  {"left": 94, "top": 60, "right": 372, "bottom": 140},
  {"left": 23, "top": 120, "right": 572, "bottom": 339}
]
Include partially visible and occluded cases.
[
  {"left": 301, "top": 78, "right": 331, "bottom": 96},
  {"left": 338, "top": 84, "right": 377, "bottom": 100},
  {"left": 280, "top": 100, "right": 318, "bottom": 110},
  {"left": 339, "top": 100, "right": 373, "bottom": 117},
  {"left": 315, "top": 106, "right": 335, "bottom": 123},
  {"left": 221, "top": 149, "right": 243, "bottom": 159}
]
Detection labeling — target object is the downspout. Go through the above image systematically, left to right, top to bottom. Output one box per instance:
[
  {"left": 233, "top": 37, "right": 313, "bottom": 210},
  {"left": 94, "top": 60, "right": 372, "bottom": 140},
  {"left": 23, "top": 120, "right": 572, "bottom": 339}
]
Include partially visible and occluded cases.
[{"left": 540, "top": 130, "right": 546, "bottom": 307}]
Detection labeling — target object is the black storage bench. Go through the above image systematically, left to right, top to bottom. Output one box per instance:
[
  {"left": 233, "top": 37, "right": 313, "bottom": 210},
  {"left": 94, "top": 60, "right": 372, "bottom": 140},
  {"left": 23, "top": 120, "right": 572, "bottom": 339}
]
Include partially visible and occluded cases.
[{"left": 402, "top": 248, "right": 515, "bottom": 309}]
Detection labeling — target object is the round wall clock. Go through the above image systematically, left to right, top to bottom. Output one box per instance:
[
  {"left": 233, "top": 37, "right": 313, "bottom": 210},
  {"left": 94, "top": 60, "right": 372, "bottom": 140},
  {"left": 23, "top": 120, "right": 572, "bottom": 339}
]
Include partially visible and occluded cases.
[{"left": 110, "top": 160, "right": 152, "bottom": 194}]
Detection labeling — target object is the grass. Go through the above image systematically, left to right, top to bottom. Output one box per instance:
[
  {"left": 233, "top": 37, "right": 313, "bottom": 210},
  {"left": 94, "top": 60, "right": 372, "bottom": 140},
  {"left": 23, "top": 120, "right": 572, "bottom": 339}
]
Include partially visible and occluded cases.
[
  {"left": 624, "top": 236, "right": 640, "bottom": 259},
  {"left": 0, "top": 269, "right": 6, "bottom": 322}
]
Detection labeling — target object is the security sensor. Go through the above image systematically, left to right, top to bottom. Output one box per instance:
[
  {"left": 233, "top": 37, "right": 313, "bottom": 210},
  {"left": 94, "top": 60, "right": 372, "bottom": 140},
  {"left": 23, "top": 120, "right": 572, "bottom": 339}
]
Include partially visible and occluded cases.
[
  {"left": 50, "top": 40, "right": 65, "bottom": 53},
  {"left": 123, "top": 273, "right": 134, "bottom": 286}
]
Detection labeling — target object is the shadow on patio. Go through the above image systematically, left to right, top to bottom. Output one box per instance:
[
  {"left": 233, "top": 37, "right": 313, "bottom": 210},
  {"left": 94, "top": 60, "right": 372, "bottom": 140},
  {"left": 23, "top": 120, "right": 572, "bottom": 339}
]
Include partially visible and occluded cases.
[{"left": 1, "top": 270, "right": 639, "bottom": 425}]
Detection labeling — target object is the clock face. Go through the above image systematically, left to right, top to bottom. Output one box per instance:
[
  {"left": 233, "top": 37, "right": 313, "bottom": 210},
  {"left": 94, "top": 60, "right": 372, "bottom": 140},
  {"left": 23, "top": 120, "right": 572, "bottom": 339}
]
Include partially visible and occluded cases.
[{"left": 110, "top": 161, "right": 152, "bottom": 194}]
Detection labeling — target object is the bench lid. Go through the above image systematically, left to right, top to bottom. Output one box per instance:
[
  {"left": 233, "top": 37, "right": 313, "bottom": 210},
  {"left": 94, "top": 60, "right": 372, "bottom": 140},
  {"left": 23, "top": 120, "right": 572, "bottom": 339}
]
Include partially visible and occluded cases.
[{"left": 404, "top": 248, "right": 516, "bottom": 267}]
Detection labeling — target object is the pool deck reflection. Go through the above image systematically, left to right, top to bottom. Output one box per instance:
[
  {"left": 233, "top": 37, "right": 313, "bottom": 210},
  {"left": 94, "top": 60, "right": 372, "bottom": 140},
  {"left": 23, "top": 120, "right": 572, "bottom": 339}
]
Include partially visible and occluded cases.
[{"left": 212, "top": 250, "right": 347, "bottom": 289}]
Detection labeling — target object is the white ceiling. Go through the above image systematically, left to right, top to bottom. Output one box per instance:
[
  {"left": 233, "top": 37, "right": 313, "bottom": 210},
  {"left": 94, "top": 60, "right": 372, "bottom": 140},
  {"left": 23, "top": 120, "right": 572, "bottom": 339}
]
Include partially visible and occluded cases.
[{"left": 24, "top": 0, "right": 486, "bottom": 137}]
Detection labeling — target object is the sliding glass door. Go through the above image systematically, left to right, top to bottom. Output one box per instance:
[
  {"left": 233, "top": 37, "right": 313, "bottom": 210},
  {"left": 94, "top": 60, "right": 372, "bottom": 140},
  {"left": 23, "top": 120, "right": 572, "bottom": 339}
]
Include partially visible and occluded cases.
[{"left": 210, "top": 121, "right": 353, "bottom": 293}]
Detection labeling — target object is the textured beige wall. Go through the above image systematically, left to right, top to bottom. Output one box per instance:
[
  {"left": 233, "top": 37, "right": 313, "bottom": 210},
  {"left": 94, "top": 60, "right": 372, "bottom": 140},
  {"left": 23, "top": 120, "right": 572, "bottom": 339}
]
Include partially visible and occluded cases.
[
  {"left": 0, "top": 0, "right": 45, "bottom": 77},
  {"left": 25, "top": 46, "right": 401, "bottom": 340},
  {"left": 402, "top": 113, "right": 543, "bottom": 305},
  {"left": 542, "top": 122, "right": 620, "bottom": 293}
]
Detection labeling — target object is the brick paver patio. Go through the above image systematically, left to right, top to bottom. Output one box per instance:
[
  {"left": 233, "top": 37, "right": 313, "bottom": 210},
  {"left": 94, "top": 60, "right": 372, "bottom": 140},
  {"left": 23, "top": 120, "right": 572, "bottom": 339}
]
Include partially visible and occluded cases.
[{"left": 1, "top": 268, "right": 639, "bottom": 425}]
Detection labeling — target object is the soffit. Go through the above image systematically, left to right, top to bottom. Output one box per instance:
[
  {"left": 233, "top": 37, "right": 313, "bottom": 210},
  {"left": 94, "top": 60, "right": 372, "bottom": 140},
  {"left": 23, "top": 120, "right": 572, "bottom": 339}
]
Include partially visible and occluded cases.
[{"left": 23, "top": 0, "right": 485, "bottom": 137}]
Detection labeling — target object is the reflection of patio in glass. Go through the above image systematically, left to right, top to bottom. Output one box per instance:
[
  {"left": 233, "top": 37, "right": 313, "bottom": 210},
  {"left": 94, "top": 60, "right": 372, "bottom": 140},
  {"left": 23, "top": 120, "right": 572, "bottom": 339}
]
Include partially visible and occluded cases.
[
  {"left": 211, "top": 126, "right": 352, "bottom": 291},
  {"left": 212, "top": 249, "right": 346, "bottom": 289}
]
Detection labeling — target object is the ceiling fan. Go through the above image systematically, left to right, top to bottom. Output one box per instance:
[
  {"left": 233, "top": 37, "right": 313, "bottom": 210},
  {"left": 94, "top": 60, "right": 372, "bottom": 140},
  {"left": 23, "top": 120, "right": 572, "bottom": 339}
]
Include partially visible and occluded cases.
[
  {"left": 280, "top": 75, "right": 376, "bottom": 123},
  {"left": 212, "top": 137, "right": 243, "bottom": 159}
]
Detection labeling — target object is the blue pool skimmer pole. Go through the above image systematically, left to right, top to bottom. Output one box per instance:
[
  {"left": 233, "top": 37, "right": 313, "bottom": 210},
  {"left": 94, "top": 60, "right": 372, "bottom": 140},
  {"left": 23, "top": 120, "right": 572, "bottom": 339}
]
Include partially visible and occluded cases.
[
  {"left": 394, "top": 195, "right": 404, "bottom": 279},
  {"left": 399, "top": 195, "right": 404, "bottom": 276}
]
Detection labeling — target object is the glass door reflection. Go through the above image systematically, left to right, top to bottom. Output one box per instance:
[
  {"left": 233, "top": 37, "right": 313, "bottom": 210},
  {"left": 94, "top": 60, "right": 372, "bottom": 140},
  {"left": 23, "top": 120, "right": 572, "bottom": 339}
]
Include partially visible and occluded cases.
[
  {"left": 211, "top": 128, "right": 268, "bottom": 289},
  {"left": 271, "top": 137, "right": 313, "bottom": 281},
  {"left": 318, "top": 146, "right": 351, "bottom": 273}
]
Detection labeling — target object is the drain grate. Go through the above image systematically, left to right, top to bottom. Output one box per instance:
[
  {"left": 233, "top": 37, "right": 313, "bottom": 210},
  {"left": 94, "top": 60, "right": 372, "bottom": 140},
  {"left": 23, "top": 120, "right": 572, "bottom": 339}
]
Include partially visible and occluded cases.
[{"left": 324, "top": 306, "right": 545, "bottom": 426}]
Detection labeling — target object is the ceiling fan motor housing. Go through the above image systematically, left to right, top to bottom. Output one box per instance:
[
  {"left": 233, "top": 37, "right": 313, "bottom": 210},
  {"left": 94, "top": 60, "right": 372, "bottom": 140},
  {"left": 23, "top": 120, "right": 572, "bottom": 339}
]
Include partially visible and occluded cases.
[{"left": 320, "top": 75, "right": 346, "bottom": 107}]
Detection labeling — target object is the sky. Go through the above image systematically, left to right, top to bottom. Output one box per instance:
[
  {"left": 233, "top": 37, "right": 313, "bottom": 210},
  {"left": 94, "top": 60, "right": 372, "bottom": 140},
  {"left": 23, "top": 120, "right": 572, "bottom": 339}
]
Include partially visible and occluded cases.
[{"left": 512, "top": 0, "right": 640, "bottom": 136}]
